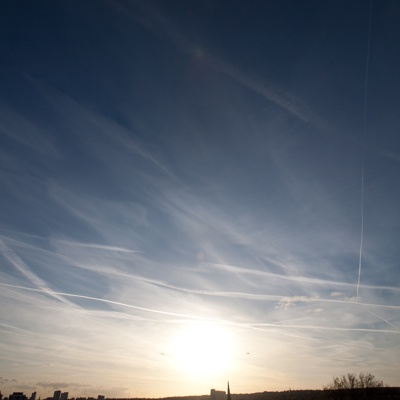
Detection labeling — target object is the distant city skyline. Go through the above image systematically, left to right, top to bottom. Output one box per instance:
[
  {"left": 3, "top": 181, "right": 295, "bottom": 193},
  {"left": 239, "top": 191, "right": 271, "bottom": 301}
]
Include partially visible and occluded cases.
[
  {"left": 1, "top": 0, "right": 399, "bottom": 397},
  {"left": 2, "top": 388, "right": 228, "bottom": 400},
  {"left": 1, "top": 391, "right": 105, "bottom": 400}
]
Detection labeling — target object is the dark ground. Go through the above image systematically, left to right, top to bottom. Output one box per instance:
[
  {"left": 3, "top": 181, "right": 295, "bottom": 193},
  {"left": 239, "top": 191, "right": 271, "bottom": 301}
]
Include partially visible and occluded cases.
[{"left": 109, "top": 387, "right": 400, "bottom": 400}]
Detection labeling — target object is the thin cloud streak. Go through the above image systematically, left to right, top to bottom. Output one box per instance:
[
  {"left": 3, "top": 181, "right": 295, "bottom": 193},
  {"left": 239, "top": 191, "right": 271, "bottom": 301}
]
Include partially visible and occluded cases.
[
  {"left": 0, "top": 105, "right": 59, "bottom": 157},
  {"left": 0, "top": 233, "right": 139, "bottom": 258},
  {"left": 0, "top": 239, "right": 75, "bottom": 307},
  {"left": 53, "top": 240, "right": 140, "bottom": 253},
  {"left": 205, "top": 262, "right": 400, "bottom": 293},
  {"left": 0, "top": 282, "right": 229, "bottom": 322},
  {"left": 2, "top": 282, "right": 400, "bottom": 333},
  {"left": 367, "top": 310, "right": 399, "bottom": 330},
  {"left": 251, "top": 322, "right": 400, "bottom": 334}
]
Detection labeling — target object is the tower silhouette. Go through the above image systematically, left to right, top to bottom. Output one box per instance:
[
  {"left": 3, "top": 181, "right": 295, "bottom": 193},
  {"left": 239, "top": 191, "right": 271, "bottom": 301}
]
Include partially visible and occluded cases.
[{"left": 227, "top": 382, "right": 231, "bottom": 400}]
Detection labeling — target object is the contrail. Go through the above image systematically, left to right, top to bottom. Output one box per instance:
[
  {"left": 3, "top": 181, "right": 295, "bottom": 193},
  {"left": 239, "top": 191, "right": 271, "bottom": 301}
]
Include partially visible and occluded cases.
[
  {"left": 357, "top": 0, "right": 373, "bottom": 302},
  {"left": 356, "top": 163, "right": 365, "bottom": 301},
  {"left": 0, "top": 231, "right": 140, "bottom": 254},
  {"left": 0, "top": 238, "right": 74, "bottom": 307},
  {"left": 54, "top": 240, "right": 141, "bottom": 253},
  {"left": 205, "top": 261, "right": 400, "bottom": 293},
  {"left": 2, "top": 280, "right": 400, "bottom": 326},
  {"left": 0, "top": 282, "right": 229, "bottom": 322},
  {"left": 367, "top": 310, "right": 399, "bottom": 330},
  {"left": 251, "top": 322, "right": 400, "bottom": 334}
]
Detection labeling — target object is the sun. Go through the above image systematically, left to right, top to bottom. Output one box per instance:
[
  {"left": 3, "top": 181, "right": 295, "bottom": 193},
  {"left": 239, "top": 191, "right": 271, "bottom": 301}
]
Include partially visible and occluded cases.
[{"left": 170, "top": 322, "right": 234, "bottom": 377}]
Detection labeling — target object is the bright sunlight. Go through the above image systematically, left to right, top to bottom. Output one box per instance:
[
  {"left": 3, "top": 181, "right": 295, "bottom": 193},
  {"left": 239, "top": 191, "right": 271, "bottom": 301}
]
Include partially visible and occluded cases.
[{"left": 170, "top": 322, "right": 234, "bottom": 377}]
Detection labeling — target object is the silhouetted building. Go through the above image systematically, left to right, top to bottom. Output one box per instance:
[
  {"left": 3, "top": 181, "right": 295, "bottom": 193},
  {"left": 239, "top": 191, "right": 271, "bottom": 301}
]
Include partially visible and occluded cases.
[
  {"left": 227, "top": 383, "right": 231, "bottom": 400},
  {"left": 210, "top": 389, "right": 226, "bottom": 400},
  {"left": 29, "top": 392, "right": 36, "bottom": 400},
  {"left": 53, "top": 392, "right": 61, "bottom": 400},
  {"left": 9, "top": 393, "right": 27, "bottom": 400},
  {"left": 60, "top": 393, "right": 68, "bottom": 400},
  {"left": 98, "top": 396, "right": 105, "bottom": 400}
]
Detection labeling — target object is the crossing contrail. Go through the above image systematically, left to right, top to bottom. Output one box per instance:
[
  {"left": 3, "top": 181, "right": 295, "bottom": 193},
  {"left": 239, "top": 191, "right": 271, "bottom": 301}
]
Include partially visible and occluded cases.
[{"left": 357, "top": 0, "right": 373, "bottom": 302}]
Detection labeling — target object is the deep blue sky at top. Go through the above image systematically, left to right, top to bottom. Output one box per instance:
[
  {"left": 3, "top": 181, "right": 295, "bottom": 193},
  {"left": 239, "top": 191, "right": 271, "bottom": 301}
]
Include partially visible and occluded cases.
[
  {"left": 2, "top": 0, "right": 400, "bottom": 283},
  {"left": 1, "top": 3, "right": 398, "bottom": 224}
]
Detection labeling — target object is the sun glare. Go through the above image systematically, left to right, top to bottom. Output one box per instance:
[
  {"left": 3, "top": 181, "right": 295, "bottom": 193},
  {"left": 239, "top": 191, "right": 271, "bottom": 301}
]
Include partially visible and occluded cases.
[{"left": 170, "top": 322, "right": 234, "bottom": 377}]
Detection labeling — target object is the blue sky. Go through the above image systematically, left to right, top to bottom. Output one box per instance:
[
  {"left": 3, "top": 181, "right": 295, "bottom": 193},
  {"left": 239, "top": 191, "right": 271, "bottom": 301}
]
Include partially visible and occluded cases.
[{"left": 1, "top": 0, "right": 400, "bottom": 398}]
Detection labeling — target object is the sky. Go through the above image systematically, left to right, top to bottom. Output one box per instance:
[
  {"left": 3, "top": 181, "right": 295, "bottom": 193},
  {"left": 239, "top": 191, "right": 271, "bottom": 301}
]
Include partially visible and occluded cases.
[{"left": 1, "top": 0, "right": 400, "bottom": 398}]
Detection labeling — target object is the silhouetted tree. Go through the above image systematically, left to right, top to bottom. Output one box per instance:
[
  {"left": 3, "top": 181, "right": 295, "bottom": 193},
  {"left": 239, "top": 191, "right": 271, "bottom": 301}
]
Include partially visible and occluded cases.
[
  {"left": 323, "top": 372, "right": 384, "bottom": 390},
  {"left": 323, "top": 372, "right": 385, "bottom": 400}
]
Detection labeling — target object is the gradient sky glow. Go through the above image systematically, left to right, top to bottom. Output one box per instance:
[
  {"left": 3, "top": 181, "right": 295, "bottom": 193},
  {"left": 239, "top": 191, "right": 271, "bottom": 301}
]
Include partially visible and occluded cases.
[{"left": 1, "top": 0, "right": 400, "bottom": 398}]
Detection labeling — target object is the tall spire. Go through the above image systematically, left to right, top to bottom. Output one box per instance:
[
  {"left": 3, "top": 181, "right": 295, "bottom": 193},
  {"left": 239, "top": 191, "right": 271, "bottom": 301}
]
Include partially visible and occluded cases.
[{"left": 227, "top": 382, "right": 231, "bottom": 400}]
